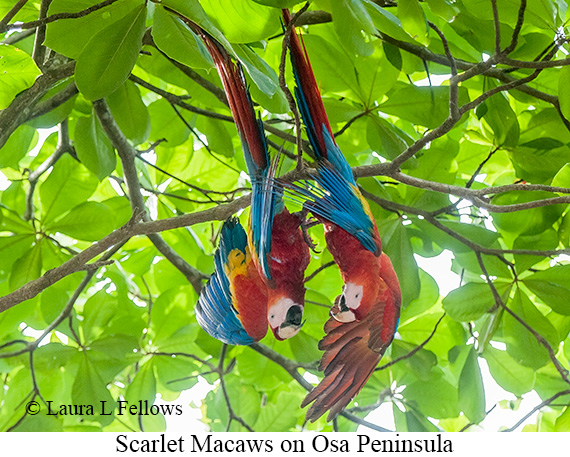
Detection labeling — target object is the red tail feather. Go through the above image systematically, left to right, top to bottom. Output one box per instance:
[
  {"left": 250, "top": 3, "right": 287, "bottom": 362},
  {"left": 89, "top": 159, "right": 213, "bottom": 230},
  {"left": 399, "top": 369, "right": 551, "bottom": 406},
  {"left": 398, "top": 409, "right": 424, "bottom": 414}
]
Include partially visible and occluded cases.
[
  {"left": 282, "top": 8, "right": 335, "bottom": 158},
  {"left": 189, "top": 23, "right": 267, "bottom": 170}
]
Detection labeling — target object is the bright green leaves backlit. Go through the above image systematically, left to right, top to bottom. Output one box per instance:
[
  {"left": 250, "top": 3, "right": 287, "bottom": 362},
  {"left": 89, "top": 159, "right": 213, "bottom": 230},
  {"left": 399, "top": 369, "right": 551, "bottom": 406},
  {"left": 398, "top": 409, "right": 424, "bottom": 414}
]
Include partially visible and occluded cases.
[
  {"left": 75, "top": 4, "right": 147, "bottom": 100},
  {"left": 0, "top": 45, "right": 41, "bottom": 110}
]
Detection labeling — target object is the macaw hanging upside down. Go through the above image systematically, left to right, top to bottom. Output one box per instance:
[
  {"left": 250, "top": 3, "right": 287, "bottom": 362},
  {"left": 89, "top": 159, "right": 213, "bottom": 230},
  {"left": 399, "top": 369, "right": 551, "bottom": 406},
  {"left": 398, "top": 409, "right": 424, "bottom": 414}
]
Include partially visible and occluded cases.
[
  {"left": 281, "top": 8, "right": 402, "bottom": 421},
  {"left": 186, "top": 14, "right": 310, "bottom": 345}
]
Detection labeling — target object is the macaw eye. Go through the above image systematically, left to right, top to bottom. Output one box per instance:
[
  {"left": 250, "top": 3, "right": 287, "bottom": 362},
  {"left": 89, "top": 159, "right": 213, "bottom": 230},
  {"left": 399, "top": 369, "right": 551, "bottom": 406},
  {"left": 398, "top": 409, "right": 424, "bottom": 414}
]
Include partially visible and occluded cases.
[{"left": 286, "top": 305, "right": 302, "bottom": 326}]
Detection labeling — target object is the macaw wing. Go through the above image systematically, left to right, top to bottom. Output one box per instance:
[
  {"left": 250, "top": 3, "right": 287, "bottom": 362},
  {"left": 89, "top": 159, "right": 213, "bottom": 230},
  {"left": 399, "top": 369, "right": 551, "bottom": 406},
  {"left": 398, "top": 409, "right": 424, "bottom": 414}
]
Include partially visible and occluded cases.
[
  {"left": 187, "top": 18, "right": 279, "bottom": 282},
  {"left": 249, "top": 155, "right": 283, "bottom": 282},
  {"left": 281, "top": 161, "right": 381, "bottom": 255},
  {"left": 196, "top": 218, "right": 264, "bottom": 346},
  {"left": 301, "top": 293, "right": 395, "bottom": 422}
]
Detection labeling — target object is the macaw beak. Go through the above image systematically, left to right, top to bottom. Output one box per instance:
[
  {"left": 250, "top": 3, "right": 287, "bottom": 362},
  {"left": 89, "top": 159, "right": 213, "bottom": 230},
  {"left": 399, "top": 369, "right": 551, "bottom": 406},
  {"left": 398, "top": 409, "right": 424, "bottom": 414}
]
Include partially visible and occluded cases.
[
  {"left": 332, "top": 294, "right": 356, "bottom": 323},
  {"left": 272, "top": 304, "right": 304, "bottom": 340}
]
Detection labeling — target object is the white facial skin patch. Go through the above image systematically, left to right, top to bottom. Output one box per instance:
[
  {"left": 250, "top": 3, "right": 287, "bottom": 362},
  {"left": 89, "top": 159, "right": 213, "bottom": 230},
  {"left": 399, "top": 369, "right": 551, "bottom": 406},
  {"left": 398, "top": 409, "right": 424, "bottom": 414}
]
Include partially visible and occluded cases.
[
  {"left": 332, "top": 282, "right": 362, "bottom": 323},
  {"left": 268, "top": 297, "right": 302, "bottom": 339}
]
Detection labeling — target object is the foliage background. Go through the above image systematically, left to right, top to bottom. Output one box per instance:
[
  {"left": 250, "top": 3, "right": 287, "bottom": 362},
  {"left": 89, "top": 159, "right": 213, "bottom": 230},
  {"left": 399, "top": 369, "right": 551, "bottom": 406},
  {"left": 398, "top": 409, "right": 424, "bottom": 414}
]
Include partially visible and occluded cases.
[{"left": 1, "top": 0, "right": 570, "bottom": 432}]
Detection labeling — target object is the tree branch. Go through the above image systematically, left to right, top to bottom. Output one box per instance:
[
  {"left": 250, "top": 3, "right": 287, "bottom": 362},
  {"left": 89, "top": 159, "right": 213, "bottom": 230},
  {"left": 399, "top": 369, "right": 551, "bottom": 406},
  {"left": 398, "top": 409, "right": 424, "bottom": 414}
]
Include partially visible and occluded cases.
[
  {"left": 0, "top": 0, "right": 121, "bottom": 34},
  {"left": 93, "top": 99, "right": 207, "bottom": 294}
]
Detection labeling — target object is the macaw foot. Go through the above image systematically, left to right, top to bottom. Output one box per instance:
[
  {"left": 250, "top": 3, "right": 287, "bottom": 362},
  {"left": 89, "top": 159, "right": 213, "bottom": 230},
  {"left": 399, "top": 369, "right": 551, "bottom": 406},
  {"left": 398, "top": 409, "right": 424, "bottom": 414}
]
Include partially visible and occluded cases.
[{"left": 295, "top": 208, "right": 320, "bottom": 252}]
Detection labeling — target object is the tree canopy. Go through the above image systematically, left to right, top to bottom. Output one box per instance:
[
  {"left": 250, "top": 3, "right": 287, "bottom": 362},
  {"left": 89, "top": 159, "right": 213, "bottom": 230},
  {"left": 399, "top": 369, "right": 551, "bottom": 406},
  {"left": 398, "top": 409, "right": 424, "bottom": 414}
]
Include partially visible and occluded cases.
[{"left": 1, "top": 0, "right": 570, "bottom": 432}]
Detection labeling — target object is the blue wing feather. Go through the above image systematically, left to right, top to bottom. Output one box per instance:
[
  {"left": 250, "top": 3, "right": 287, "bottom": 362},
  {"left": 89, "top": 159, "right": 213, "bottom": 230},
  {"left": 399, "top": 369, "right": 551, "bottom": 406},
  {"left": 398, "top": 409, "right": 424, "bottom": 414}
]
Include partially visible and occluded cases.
[
  {"left": 281, "top": 162, "right": 380, "bottom": 255},
  {"left": 196, "top": 218, "right": 255, "bottom": 346}
]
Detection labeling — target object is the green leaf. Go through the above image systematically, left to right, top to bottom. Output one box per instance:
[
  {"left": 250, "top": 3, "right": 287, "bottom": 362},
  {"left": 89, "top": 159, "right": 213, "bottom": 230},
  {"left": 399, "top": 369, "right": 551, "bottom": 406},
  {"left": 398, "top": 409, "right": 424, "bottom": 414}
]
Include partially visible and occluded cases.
[
  {"left": 45, "top": 0, "right": 145, "bottom": 59},
  {"left": 200, "top": 0, "right": 281, "bottom": 43},
  {"left": 250, "top": 0, "right": 301, "bottom": 6},
  {"left": 332, "top": 0, "right": 375, "bottom": 56},
  {"left": 364, "top": 0, "right": 415, "bottom": 42},
  {"left": 398, "top": 0, "right": 428, "bottom": 45},
  {"left": 426, "top": 0, "right": 459, "bottom": 21},
  {"left": 75, "top": 5, "right": 147, "bottom": 100},
  {"left": 151, "top": 5, "right": 213, "bottom": 70},
  {"left": 0, "top": 44, "right": 41, "bottom": 110},
  {"left": 558, "top": 64, "right": 570, "bottom": 120},
  {"left": 106, "top": 80, "right": 151, "bottom": 145},
  {"left": 481, "top": 80, "right": 520, "bottom": 147},
  {"left": 380, "top": 83, "right": 469, "bottom": 128},
  {"left": 148, "top": 98, "right": 190, "bottom": 147},
  {"left": 74, "top": 114, "right": 116, "bottom": 180},
  {"left": 366, "top": 114, "right": 412, "bottom": 160},
  {"left": 0, "top": 124, "right": 37, "bottom": 168},
  {"left": 39, "top": 154, "right": 99, "bottom": 222},
  {"left": 552, "top": 162, "right": 570, "bottom": 188},
  {"left": 492, "top": 191, "right": 565, "bottom": 236},
  {"left": 47, "top": 201, "right": 115, "bottom": 241},
  {"left": 560, "top": 212, "right": 570, "bottom": 248},
  {"left": 383, "top": 222, "right": 421, "bottom": 306},
  {"left": 513, "top": 229, "right": 559, "bottom": 273},
  {"left": 9, "top": 242, "right": 42, "bottom": 291},
  {"left": 523, "top": 265, "right": 570, "bottom": 315},
  {"left": 443, "top": 282, "right": 511, "bottom": 322},
  {"left": 504, "top": 288, "right": 560, "bottom": 369},
  {"left": 81, "top": 290, "right": 118, "bottom": 343},
  {"left": 482, "top": 346, "right": 535, "bottom": 396},
  {"left": 458, "top": 347, "right": 485, "bottom": 423},
  {"left": 72, "top": 352, "right": 116, "bottom": 425},
  {"left": 125, "top": 362, "right": 156, "bottom": 405},
  {"left": 403, "top": 379, "right": 459, "bottom": 418},
  {"left": 254, "top": 390, "right": 299, "bottom": 431},
  {"left": 554, "top": 407, "right": 570, "bottom": 431}
]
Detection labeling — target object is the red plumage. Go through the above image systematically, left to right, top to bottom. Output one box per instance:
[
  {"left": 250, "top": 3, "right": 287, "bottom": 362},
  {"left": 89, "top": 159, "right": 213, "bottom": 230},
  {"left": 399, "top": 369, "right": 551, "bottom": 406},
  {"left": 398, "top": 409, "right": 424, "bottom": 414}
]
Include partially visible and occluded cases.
[{"left": 302, "top": 253, "right": 401, "bottom": 421}]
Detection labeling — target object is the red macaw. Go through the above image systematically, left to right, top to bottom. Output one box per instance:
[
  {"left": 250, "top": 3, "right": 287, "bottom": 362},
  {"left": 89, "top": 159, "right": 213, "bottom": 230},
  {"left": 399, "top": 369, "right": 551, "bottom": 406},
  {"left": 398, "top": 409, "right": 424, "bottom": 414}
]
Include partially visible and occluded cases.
[
  {"left": 282, "top": 8, "right": 402, "bottom": 420},
  {"left": 281, "top": 9, "right": 389, "bottom": 324},
  {"left": 188, "top": 18, "right": 310, "bottom": 340},
  {"left": 196, "top": 217, "right": 268, "bottom": 345},
  {"left": 301, "top": 253, "right": 402, "bottom": 421}
]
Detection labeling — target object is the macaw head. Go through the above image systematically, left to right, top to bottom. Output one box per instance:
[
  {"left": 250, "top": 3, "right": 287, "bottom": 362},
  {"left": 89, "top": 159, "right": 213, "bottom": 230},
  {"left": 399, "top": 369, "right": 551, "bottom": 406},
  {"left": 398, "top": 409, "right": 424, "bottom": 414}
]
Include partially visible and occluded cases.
[
  {"left": 331, "top": 262, "right": 382, "bottom": 323},
  {"left": 267, "top": 296, "right": 304, "bottom": 341}
]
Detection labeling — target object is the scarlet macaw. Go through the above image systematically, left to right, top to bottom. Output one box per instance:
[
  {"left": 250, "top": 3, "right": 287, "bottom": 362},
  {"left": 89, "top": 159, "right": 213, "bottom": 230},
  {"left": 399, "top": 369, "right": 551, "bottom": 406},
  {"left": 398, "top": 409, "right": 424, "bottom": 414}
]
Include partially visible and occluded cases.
[
  {"left": 282, "top": 8, "right": 402, "bottom": 420},
  {"left": 281, "top": 9, "right": 388, "bottom": 324},
  {"left": 188, "top": 19, "right": 310, "bottom": 340},
  {"left": 196, "top": 217, "right": 268, "bottom": 345},
  {"left": 301, "top": 253, "right": 402, "bottom": 421}
]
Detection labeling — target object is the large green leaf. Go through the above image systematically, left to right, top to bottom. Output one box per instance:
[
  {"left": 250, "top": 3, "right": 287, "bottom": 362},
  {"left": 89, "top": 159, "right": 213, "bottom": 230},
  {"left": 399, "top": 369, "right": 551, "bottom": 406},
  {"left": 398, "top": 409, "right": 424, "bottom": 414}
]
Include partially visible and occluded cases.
[
  {"left": 45, "top": 0, "right": 144, "bottom": 58},
  {"left": 200, "top": 0, "right": 280, "bottom": 43},
  {"left": 332, "top": 0, "right": 375, "bottom": 56},
  {"left": 398, "top": 0, "right": 428, "bottom": 45},
  {"left": 75, "top": 4, "right": 147, "bottom": 100},
  {"left": 152, "top": 5, "right": 213, "bottom": 70},
  {"left": 0, "top": 45, "right": 41, "bottom": 110},
  {"left": 560, "top": 67, "right": 570, "bottom": 121},
  {"left": 106, "top": 80, "right": 151, "bottom": 145},
  {"left": 380, "top": 83, "right": 469, "bottom": 128},
  {"left": 74, "top": 114, "right": 116, "bottom": 180},
  {"left": 0, "top": 124, "right": 37, "bottom": 169},
  {"left": 39, "top": 154, "right": 99, "bottom": 222},
  {"left": 492, "top": 191, "right": 565, "bottom": 236},
  {"left": 9, "top": 242, "right": 42, "bottom": 291},
  {"left": 523, "top": 265, "right": 570, "bottom": 315},
  {"left": 443, "top": 282, "right": 511, "bottom": 322},
  {"left": 504, "top": 288, "right": 560, "bottom": 369},
  {"left": 482, "top": 346, "right": 535, "bottom": 396},
  {"left": 458, "top": 347, "right": 486, "bottom": 423},
  {"left": 71, "top": 352, "right": 116, "bottom": 426},
  {"left": 403, "top": 378, "right": 459, "bottom": 419}
]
